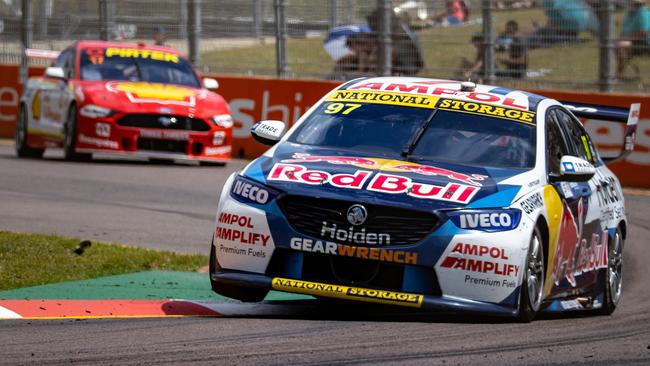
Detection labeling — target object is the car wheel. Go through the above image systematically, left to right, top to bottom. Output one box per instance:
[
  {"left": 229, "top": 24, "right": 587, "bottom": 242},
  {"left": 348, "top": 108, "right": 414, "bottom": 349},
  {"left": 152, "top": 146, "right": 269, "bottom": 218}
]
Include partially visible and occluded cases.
[
  {"left": 15, "top": 105, "right": 44, "bottom": 158},
  {"left": 63, "top": 105, "right": 91, "bottom": 161},
  {"left": 518, "top": 226, "right": 544, "bottom": 322},
  {"left": 598, "top": 227, "right": 623, "bottom": 315},
  {"left": 209, "top": 242, "right": 269, "bottom": 302}
]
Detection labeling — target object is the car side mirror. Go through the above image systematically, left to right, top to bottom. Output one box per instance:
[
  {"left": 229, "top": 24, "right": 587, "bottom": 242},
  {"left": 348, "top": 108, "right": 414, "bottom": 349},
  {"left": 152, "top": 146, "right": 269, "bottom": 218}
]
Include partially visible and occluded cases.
[
  {"left": 45, "top": 66, "right": 65, "bottom": 80},
  {"left": 202, "top": 78, "right": 219, "bottom": 90},
  {"left": 251, "top": 120, "right": 286, "bottom": 146},
  {"left": 550, "top": 156, "right": 596, "bottom": 182}
]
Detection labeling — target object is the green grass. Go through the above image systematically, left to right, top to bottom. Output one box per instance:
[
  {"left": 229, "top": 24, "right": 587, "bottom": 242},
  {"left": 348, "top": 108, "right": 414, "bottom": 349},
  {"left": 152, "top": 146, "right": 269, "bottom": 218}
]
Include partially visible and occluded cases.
[
  {"left": 202, "top": 8, "right": 650, "bottom": 92},
  {"left": 0, "top": 231, "right": 208, "bottom": 291}
]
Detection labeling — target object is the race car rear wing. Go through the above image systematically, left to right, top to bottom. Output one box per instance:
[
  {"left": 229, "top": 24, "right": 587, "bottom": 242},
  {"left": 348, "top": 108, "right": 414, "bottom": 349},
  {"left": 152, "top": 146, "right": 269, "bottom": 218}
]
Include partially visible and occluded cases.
[{"left": 562, "top": 101, "right": 641, "bottom": 164}]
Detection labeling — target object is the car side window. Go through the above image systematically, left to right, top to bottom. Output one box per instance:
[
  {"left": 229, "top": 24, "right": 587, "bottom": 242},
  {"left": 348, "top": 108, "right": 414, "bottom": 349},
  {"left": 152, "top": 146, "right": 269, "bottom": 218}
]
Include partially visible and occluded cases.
[
  {"left": 54, "top": 48, "right": 74, "bottom": 79},
  {"left": 553, "top": 109, "right": 593, "bottom": 162},
  {"left": 546, "top": 110, "right": 570, "bottom": 176}
]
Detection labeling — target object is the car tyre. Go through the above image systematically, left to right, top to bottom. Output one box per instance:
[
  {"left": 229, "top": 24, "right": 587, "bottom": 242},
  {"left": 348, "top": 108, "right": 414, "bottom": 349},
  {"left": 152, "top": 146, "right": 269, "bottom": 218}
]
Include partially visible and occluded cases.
[
  {"left": 15, "top": 105, "right": 44, "bottom": 158},
  {"left": 63, "top": 105, "right": 91, "bottom": 161},
  {"left": 518, "top": 226, "right": 545, "bottom": 323},
  {"left": 598, "top": 227, "right": 623, "bottom": 315},
  {"left": 209, "top": 242, "right": 269, "bottom": 302}
]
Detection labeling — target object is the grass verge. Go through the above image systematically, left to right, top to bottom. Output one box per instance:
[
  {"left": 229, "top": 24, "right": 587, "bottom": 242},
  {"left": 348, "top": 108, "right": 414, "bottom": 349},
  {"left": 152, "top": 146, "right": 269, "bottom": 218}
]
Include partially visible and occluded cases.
[{"left": 0, "top": 231, "right": 208, "bottom": 291}]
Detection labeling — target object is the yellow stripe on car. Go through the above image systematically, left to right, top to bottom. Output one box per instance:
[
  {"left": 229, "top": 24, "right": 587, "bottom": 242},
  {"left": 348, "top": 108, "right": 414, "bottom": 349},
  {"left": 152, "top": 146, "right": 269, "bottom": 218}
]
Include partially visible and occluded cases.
[{"left": 271, "top": 277, "right": 424, "bottom": 308}]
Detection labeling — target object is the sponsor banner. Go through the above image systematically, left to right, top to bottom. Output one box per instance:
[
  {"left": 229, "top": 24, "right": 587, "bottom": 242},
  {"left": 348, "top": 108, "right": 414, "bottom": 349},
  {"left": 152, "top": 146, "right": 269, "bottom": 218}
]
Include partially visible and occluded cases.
[
  {"left": 104, "top": 47, "right": 180, "bottom": 63},
  {"left": 1, "top": 66, "right": 649, "bottom": 187},
  {"left": 347, "top": 80, "right": 531, "bottom": 110},
  {"left": 106, "top": 81, "right": 196, "bottom": 106},
  {"left": 325, "top": 90, "right": 439, "bottom": 109},
  {"left": 437, "top": 98, "right": 536, "bottom": 125},
  {"left": 282, "top": 154, "right": 487, "bottom": 187},
  {"left": 268, "top": 163, "right": 479, "bottom": 204},
  {"left": 230, "top": 175, "right": 276, "bottom": 205},
  {"left": 214, "top": 199, "right": 274, "bottom": 273},
  {"left": 448, "top": 209, "right": 521, "bottom": 232},
  {"left": 435, "top": 231, "right": 528, "bottom": 304},
  {"left": 289, "top": 237, "right": 418, "bottom": 264},
  {"left": 440, "top": 242, "right": 520, "bottom": 277},
  {"left": 271, "top": 277, "right": 424, "bottom": 308}
]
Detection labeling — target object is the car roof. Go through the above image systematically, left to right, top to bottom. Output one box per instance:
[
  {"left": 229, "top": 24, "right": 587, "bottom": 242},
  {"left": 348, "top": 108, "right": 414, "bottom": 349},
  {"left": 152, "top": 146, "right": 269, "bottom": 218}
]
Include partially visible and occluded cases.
[
  {"left": 74, "top": 40, "right": 181, "bottom": 55},
  {"left": 339, "top": 77, "right": 548, "bottom": 113}
]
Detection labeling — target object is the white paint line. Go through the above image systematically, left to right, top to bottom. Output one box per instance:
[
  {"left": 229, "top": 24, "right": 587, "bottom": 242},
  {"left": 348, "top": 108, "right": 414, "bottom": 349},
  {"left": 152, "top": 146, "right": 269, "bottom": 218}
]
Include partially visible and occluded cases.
[{"left": 0, "top": 305, "right": 22, "bottom": 319}]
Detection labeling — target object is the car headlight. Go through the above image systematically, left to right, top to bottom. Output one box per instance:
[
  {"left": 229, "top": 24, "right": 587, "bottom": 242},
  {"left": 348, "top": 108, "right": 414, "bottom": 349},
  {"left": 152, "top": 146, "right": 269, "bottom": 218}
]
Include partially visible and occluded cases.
[
  {"left": 80, "top": 104, "right": 113, "bottom": 118},
  {"left": 212, "top": 114, "right": 234, "bottom": 128},
  {"left": 229, "top": 175, "right": 279, "bottom": 206},
  {"left": 445, "top": 208, "right": 521, "bottom": 232}
]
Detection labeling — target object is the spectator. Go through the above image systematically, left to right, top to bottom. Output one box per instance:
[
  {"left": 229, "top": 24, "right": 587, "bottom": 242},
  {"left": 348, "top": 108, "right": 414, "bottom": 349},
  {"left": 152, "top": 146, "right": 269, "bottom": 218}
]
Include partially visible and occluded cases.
[
  {"left": 527, "top": 0, "right": 598, "bottom": 49},
  {"left": 616, "top": 0, "right": 650, "bottom": 79},
  {"left": 433, "top": 1, "right": 470, "bottom": 26},
  {"left": 366, "top": 8, "right": 424, "bottom": 75},
  {"left": 496, "top": 19, "right": 519, "bottom": 52},
  {"left": 496, "top": 21, "right": 528, "bottom": 79},
  {"left": 153, "top": 25, "right": 166, "bottom": 46},
  {"left": 332, "top": 32, "right": 378, "bottom": 79},
  {"left": 455, "top": 33, "right": 485, "bottom": 82}
]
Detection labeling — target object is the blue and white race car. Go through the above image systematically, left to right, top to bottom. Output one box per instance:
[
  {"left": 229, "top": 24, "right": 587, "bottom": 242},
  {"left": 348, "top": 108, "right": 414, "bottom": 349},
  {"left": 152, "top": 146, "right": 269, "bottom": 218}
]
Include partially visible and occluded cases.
[{"left": 209, "top": 77, "right": 639, "bottom": 321}]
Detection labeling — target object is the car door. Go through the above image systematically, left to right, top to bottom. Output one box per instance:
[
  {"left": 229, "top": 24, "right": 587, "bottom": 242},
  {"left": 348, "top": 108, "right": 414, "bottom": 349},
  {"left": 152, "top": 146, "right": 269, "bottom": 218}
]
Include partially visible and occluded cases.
[
  {"left": 35, "top": 47, "right": 74, "bottom": 139},
  {"left": 549, "top": 108, "right": 605, "bottom": 295}
]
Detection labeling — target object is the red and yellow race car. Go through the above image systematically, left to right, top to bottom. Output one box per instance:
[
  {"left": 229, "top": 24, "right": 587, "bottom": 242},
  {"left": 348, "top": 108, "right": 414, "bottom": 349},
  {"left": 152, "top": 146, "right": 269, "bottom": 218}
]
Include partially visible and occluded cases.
[{"left": 15, "top": 41, "right": 232, "bottom": 164}]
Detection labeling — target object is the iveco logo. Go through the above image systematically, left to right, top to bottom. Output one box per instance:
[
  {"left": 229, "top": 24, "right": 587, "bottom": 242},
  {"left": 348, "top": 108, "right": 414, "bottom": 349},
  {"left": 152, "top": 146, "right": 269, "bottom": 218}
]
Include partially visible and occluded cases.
[
  {"left": 158, "top": 116, "right": 177, "bottom": 126},
  {"left": 346, "top": 204, "right": 368, "bottom": 226}
]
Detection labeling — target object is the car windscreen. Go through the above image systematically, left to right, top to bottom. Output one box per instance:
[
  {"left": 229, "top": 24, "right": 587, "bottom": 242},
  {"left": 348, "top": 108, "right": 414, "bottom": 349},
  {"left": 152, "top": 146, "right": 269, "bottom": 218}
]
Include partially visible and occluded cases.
[
  {"left": 79, "top": 47, "right": 200, "bottom": 87},
  {"left": 288, "top": 101, "right": 536, "bottom": 169}
]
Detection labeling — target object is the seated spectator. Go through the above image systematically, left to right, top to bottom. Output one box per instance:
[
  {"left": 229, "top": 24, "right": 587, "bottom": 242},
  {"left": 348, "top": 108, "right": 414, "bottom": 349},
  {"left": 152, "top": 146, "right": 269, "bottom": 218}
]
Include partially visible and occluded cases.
[
  {"left": 528, "top": 0, "right": 598, "bottom": 49},
  {"left": 616, "top": 0, "right": 650, "bottom": 79},
  {"left": 433, "top": 1, "right": 470, "bottom": 26},
  {"left": 366, "top": 8, "right": 424, "bottom": 75},
  {"left": 496, "top": 20, "right": 519, "bottom": 52},
  {"left": 496, "top": 21, "right": 528, "bottom": 78},
  {"left": 153, "top": 25, "right": 167, "bottom": 46},
  {"left": 332, "top": 32, "right": 378, "bottom": 78},
  {"left": 455, "top": 33, "right": 485, "bottom": 82}
]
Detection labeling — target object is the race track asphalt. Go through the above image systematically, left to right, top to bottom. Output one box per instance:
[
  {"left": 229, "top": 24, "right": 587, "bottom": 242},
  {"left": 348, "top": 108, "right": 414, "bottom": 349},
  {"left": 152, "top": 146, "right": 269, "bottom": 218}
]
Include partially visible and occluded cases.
[{"left": 1, "top": 143, "right": 650, "bottom": 365}]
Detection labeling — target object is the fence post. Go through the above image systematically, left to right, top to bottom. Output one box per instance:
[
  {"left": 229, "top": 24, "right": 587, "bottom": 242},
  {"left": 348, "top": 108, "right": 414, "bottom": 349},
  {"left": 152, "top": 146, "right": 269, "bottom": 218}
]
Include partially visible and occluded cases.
[
  {"left": 20, "top": 0, "right": 33, "bottom": 85},
  {"left": 35, "top": 0, "right": 48, "bottom": 41},
  {"left": 99, "top": 0, "right": 115, "bottom": 41},
  {"left": 179, "top": 0, "right": 188, "bottom": 39},
  {"left": 188, "top": 0, "right": 201, "bottom": 68},
  {"left": 253, "top": 0, "right": 263, "bottom": 38},
  {"left": 274, "top": 0, "right": 288, "bottom": 77},
  {"left": 329, "top": 0, "right": 338, "bottom": 29},
  {"left": 347, "top": 0, "right": 355, "bottom": 24},
  {"left": 377, "top": 0, "right": 392, "bottom": 76},
  {"left": 481, "top": 0, "right": 495, "bottom": 83},
  {"left": 598, "top": 0, "right": 615, "bottom": 92}
]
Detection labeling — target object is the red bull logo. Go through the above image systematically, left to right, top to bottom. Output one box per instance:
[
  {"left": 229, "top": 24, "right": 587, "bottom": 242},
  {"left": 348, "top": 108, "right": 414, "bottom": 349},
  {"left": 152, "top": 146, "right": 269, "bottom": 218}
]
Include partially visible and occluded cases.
[
  {"left": 282, "top": 154, "right": 486, "bottom": 187},
  {"left": 283, "top": 154, "right": 378, "bottom": 167},
  {"left": 268, "top": 163, "right": 479, "bottom": 204},
  {"left": 551, "top": 199, "right": 608, "bottom": 287}
]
